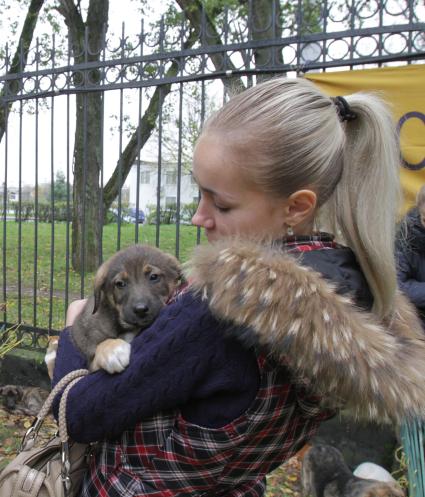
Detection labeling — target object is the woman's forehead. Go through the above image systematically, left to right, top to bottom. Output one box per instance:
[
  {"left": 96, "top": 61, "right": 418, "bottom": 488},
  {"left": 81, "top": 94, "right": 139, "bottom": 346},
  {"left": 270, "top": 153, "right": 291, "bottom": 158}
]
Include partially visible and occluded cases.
[{"left": 193, "top": 135, "right": 256, "bottom": 197}]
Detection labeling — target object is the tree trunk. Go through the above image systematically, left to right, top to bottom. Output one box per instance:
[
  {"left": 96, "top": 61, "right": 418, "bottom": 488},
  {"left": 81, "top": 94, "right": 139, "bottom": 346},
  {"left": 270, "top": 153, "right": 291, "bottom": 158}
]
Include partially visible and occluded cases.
[
  {"left": 0, "top": 0, "right": 45, "bottom": 143},
  {"left": 58, "top": 0, "right": 108, "bottom": 273},
  {"left": 252, "top": 0, "right": 283, "bottom": 81},
  {"left": 71, "top": 92, "right": 102, "bottom": 272}
]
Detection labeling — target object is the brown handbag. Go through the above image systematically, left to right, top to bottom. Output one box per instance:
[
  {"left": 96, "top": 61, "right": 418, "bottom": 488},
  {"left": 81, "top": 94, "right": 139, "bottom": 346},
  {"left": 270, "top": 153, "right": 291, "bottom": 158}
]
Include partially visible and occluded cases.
[{"left": 0, "top": 369, "right": 90, "bottom": 497}]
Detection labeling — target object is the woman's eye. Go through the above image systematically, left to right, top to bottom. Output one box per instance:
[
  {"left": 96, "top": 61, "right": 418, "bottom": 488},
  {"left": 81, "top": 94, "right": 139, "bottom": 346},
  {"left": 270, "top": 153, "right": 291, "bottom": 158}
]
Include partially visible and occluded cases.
[
  {"left": 215, "top": 205, "right": 230, "bottom": 213},
  {"left": 149, "top": 273, "right": 159, "bottom": 281},
  {"left": 115, "top": 280, "right": 127, "bottom": 289}
]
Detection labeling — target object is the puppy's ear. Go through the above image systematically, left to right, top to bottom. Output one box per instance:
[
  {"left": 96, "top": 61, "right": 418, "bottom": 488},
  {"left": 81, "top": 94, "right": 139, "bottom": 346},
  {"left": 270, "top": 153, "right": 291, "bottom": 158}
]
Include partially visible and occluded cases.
[
  {"left": 168, "top": 256, "right": 185, "bottom": 286},
  {"left": 93, "top": 260, "right": 110, "bottom": 314},
  {"left": 177, "top": 267, "right": 187, "bottom": 286}
]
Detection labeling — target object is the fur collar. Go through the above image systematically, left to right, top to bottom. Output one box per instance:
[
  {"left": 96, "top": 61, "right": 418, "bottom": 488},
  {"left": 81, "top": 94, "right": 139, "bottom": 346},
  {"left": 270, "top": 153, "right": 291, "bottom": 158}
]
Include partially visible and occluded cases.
[{"left": 185, "top": 239, "right": 425, "bottom": 426}]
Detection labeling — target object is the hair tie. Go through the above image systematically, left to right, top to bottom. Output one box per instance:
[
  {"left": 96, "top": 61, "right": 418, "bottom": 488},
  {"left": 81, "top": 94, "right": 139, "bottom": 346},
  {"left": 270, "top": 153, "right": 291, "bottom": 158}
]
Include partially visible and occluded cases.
[{"left": 331, "top": 96, "right": 357, "bottom": 122}]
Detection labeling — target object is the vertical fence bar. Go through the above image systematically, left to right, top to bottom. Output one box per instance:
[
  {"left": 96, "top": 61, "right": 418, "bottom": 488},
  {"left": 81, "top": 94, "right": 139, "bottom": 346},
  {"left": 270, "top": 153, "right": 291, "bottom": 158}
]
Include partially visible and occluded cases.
[
  {"left": 247, "top": 0, "right": 253, "bottom": 88},
  {"left": 296, "top": 0, "right": 303, "bottom": 74},
  {"left": 322, "top": 0, "right": 328, "bottom": 71},
  {"left": 349, "top": 0, "right": 355, "bottom": 69},
  {"left": 378, "top": 0, "right": 384, "bottom": 68},
  {"left": 407, "top": 0, "right": 413, "bottom": 64},
  {"left": 175, "top": 13, "right": 186, "bottom": 259},
  {"left": 155, "top": 17, "right": 165, "bottom": 247},
  {"left": 134, "top": 19, "right": 145, "bottom": 245},
  {"left": 116, "top": 23, "right": 126, "bottom": 252},
  {"left": 98, "top": 25, "right": 107, "bottom": 266},
  {"left": 80, "top": 28, "right": 89, "bottom": 298},
  {"left": 48, "top": 35, "right": 56, "bottom": 333},
  {"left": 64, "top": 37, "right": 72, "bottom": 318},
  {"left": 33, "top": 38, "right": 40, "bottom": 329},
  {"left": 33, "top": 40, "right": 40, "bottom": 330},
  {"left": 2, "top": 44, "right": 9, "bottom": 328},
  {"left": 17, "top": 44, "right": 24, "bottom": 329},
  {"left": 196, "top": 79, "right": 205, "bottom": 246},
  {"left": 175, "top": 82, "right": 183, "bottom": 259},
  {"left": 156, "top": 85, "right": 163, "bottom": 248},
  {"left": 33, "top": 88, "right": 39, "bottom": 330},
  {"left": 80, "top": 90, "right": 88, "bottom": 297},
  {"left": 98, "top": 90, "right": 105, "bottom": 261},
  {"left": 17, "top": 101, "right": 23, "bottom": 326},
  {"left": 1, "top": 111, "right": 7, "bottom": 326}
]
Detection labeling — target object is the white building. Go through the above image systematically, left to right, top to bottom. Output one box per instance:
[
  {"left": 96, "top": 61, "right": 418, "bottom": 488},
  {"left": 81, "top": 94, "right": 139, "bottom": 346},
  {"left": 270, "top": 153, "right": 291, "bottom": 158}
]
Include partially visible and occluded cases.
[{"left": 127, "top": 160, "right": 199, "bottom": 215}]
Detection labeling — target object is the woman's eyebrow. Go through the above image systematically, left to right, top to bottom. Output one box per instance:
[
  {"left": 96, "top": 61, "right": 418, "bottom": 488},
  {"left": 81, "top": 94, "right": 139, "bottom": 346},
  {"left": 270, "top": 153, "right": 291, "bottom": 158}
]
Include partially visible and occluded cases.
[
  {"left": 192, "top": 173, "right": 237, "bottom": 201},
  {"left": 192, "top": 174, "right": 216, "bottom": 195}
]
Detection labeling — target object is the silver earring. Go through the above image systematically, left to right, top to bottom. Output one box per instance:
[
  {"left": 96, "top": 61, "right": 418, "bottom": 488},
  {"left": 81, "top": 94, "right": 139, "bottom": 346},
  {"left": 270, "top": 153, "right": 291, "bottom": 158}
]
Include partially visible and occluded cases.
[{"left": 287, "top": 226, "right": 294, "bottom": 236}]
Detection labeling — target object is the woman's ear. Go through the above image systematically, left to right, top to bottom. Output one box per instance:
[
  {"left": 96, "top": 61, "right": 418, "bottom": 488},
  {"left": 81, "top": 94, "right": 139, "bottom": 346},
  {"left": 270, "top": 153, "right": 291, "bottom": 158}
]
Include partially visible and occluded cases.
[{"left": 285, "top": 189, "right": 317, "bottom": 229}]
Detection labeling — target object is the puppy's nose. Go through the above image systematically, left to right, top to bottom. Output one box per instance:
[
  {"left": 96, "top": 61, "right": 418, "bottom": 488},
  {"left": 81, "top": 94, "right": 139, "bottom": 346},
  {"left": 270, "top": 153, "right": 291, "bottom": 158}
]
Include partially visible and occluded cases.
[{"left": 134, "top": 303, "right": 149, "bottom": 317}]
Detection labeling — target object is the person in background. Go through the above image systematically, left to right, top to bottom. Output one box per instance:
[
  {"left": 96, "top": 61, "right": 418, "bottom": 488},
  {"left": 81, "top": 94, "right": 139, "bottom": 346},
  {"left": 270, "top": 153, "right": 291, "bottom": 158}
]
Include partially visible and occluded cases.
[
  {"left": 53, "top": 77, "right": 425, "bottom": 497},
  {"left": 396, "top": 184, "right": 425, "bottom": 330}
]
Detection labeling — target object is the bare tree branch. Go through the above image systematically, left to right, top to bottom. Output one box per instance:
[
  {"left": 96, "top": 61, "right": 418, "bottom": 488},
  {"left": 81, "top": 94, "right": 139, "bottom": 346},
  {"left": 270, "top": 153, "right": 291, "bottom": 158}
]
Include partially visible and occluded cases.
[{"left": 57, "top": 0, "right": 85, "bottom": 57}]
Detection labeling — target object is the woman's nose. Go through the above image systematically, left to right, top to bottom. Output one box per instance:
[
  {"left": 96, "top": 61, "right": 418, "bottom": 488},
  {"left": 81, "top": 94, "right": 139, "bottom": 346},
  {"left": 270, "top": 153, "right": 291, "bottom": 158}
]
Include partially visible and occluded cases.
[{"left": 192, "top": 201, "right": 214, "bottom": 229}]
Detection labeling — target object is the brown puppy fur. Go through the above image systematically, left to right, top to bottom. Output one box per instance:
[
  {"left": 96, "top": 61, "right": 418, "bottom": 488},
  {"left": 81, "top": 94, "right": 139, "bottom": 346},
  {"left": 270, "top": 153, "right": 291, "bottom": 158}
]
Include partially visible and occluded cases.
[
  {"left": 71, "top": 244, "right": 182, "bottom": 371},
  {"left": 0, "top": 385, "right": 49, "bottom": 416},
  {"left": 301, "top": 445, "right": 404, "bottom": 497}
]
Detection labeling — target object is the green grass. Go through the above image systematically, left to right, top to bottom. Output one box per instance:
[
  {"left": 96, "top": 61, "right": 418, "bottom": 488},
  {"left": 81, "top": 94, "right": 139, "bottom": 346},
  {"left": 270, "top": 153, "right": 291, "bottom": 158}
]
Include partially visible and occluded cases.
[{"left": 0, "top": 221, "right": 204, "bottom": 332}]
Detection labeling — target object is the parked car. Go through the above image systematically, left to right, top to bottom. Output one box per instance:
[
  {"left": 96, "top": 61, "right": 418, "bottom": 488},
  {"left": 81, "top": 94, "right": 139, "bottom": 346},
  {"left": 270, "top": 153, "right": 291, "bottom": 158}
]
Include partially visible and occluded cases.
[{"left": 126, "top": 207, "right": 145, "bottom": 224}]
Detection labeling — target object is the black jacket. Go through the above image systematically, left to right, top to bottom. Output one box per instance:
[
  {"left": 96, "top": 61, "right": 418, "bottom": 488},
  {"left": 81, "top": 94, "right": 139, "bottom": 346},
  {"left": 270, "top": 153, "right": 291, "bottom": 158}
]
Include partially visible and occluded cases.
[{"left": 396, "top": 207, "right": 425, "bottom": 328}]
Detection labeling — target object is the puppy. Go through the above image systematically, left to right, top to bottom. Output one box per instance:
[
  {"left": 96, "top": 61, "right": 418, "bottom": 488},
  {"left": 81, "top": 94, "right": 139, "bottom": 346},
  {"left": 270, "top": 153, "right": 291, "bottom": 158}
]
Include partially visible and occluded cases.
[
  {"left": 70, "top": 244, "right": 182, "bottom": 373},
  {"left": 0, "top": 385, "right": 49, "bottom": 416},
  {"left": 301, "top": 444, "right": 405, "bottom": 497}
]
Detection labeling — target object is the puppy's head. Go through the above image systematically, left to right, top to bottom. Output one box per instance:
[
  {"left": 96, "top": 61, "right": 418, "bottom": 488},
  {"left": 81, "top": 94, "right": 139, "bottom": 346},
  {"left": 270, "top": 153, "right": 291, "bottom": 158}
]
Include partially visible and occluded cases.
[
  {"left": 93, "top": 245, "right": 182, "bottom": 332},
  {"left": 0, "top": 385, "right": 23, "bottom": 412},
  {"left": 301, "top": 444, "right": 352, "bottom": 497}
]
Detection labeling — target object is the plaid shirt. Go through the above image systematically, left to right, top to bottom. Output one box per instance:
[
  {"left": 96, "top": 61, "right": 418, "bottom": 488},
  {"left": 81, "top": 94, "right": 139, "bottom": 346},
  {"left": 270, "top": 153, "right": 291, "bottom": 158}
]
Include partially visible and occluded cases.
[{"left": 81, "top": 236, "right": 335, "bottom": 497}]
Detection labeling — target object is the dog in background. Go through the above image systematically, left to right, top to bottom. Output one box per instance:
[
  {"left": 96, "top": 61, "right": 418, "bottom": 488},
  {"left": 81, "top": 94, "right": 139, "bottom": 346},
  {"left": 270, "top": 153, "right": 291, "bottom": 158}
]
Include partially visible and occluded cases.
[
  {"left": 45, "top": 245, "right": 182, "bottom": 376},
  {"left": 0, "top": 385, "right": 49, "bottom": 416},
  {"left": 301, "top": 444, "right": 404, "bottom": 497}
]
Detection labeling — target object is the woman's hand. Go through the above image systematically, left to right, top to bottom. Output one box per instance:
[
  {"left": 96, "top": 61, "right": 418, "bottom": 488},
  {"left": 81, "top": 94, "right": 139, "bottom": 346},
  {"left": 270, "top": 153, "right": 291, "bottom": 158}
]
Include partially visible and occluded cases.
[{"left": 65, "top": 299, "right": 87, "bottom": 326}]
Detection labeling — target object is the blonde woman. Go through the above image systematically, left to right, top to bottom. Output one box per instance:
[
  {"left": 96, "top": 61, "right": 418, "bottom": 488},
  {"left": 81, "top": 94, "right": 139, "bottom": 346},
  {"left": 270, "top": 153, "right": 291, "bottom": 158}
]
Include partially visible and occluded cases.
[{"left": 54, "top": 77, "right": 425, "bottom": 497}]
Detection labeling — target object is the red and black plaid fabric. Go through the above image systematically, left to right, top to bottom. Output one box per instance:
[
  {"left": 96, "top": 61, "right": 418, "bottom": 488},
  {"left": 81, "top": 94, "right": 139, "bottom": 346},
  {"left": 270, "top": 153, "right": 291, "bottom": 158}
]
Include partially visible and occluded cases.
[
  {"left": 283, "top": 232, "right": 339, "bottom": 253},
  {"left": 82, "top": 236, "right": 335, "bottom": 497}
]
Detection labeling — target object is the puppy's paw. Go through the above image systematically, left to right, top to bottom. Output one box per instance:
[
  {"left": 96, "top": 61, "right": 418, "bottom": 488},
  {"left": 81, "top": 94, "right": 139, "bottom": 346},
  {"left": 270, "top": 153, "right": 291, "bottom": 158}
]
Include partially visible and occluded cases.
[
  {"left": 45, "top": 337, "right": 59, "bottom": 380},
  {"left": 91, "top": 338, "right": 131, "bottom": 374}
]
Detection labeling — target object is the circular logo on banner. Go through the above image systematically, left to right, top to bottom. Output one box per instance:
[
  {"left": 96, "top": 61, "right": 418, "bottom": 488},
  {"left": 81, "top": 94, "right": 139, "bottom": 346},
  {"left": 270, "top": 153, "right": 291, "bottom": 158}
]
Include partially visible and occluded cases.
[{"left": 397, "top": 112, "right": 425, "bottom": 170}]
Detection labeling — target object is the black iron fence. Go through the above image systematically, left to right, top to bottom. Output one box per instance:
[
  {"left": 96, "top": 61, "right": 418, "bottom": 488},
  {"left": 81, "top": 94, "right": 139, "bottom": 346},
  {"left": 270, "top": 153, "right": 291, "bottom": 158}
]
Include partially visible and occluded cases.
[{"left": 0, "top": 0, "right": 424, "bottom": 347}]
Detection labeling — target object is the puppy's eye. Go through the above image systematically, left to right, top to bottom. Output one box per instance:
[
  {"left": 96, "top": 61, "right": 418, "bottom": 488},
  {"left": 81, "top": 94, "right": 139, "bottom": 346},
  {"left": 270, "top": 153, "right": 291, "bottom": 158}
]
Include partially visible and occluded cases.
[
  {"left": 149, "top": 273, "right": 160, "bottom": 282},
  {"left": 115, "top": 280, "right": 127, "bottom": 289}
]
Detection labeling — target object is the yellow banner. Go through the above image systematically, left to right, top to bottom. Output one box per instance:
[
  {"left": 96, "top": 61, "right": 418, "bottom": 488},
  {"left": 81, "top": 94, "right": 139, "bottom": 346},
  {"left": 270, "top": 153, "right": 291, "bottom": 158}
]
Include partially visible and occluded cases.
[{"left": 307, "top": 65, "right": 425, "bottom": 209}]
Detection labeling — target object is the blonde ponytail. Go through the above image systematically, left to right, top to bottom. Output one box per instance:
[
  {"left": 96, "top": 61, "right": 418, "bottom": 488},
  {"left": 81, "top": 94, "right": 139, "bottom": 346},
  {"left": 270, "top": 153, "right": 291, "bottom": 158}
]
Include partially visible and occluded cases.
[{"left": 324, "top": 93, "right": 402, "bottom": 319}]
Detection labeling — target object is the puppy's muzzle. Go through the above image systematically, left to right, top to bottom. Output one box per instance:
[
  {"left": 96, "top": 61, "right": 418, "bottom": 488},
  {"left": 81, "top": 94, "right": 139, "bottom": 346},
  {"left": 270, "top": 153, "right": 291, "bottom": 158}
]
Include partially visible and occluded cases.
[{"left": 133, "top": 303, "right": 149, "bottom": 317}]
